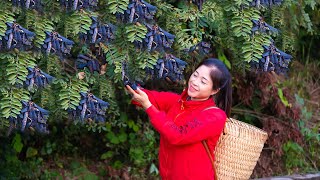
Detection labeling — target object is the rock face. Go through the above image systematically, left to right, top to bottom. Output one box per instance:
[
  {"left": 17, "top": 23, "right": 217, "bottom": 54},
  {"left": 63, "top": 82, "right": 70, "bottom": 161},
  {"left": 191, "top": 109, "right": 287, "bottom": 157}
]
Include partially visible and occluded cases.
[{"left": 255, "top": 173, "right": 320, "bottom": 180}]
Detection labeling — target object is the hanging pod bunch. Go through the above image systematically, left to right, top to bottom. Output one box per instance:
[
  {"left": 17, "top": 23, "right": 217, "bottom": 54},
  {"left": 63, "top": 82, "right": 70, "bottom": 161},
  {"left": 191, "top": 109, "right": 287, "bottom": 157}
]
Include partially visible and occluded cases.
[
  {"left": 11, "top": 0, "right": 42, "bottom": 9},
  {"left": 60, "top": 0, "right": 98, "bottom": 10},
  {"left": 116, "top": 0, "right": 157, "bottom": 23},
  {"left": 191, "top": 0, "right": 206, "bottom": 11},
  {"left": 250, "top": 0, "right": 283, "bottom": 7},
  {"left": 80, "top": 16, "right": 116, "bottom": 44},
  {"left": 251, "top": 17, "right": 278, "bottom": 34},
  {"left": 1, "top": 22, "right": 35, "bottom": 50},
  {"left": 136, "top": 23, "right": 174, "bottom": 52},
  {"left": 42, "top": 31, "right": 74, "bottom": 56},
  {"left": 188, "top": 41, "right": 211, "bottom": 56},
  {"left": 251, "top": 41, "right": 292, "bottom": 73},
  {"left": 76, "top": 54, "right": 101, "bottom": 73},
  {"left": 146, "top": 54, "right": 187, "bottom": 84},
  {"left": 121, "top": 61, "right": 137, "bottom": 90},
  {"left": 25, "top": 67, "right": 54, "bottom": 89},
  {"left": 70, "top": 92, "right": 109, "bottom": 123},
  {"left": 9, "top": 101, "right": 50, "bottom": 134}
]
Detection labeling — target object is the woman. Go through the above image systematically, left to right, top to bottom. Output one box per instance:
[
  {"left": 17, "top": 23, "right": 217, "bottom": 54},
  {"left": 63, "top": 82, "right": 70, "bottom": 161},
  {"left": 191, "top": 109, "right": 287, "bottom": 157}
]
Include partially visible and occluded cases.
[{"left": 126, "top": 58, "right": 232, "bottom": 179}]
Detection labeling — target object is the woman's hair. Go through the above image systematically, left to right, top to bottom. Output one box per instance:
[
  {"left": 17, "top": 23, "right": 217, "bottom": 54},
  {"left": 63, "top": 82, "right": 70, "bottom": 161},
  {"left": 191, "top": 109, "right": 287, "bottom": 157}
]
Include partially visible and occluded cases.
[{"left": 195, "top": 58, "right": 232, "bottom": 117}]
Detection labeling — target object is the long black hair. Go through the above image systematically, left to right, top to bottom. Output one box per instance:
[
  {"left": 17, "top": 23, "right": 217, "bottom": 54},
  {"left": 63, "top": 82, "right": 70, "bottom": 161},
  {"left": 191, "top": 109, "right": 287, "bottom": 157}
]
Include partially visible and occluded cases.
[{"left": 195, "top": 58, "right": 232, "bottom": 117}]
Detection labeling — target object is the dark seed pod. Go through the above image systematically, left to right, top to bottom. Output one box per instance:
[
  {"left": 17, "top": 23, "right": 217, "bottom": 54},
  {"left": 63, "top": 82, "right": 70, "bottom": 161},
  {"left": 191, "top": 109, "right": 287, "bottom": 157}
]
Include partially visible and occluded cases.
[
  {"left": 12, "top": 0, "right": 42, "bottom": 10},
  {"left": 60, "top": 0, "right": 98, "bottom": 10},
  {"left": 116, "top": 0, "right": 157, "bottom": 23},
  {"left": 191, "top": 0, "right": 206, "bottom": 11},
  {"left": 250, "top": 0, "right": 283, "bottom": 8},
  {"left": 80, "top": 17, "right": 116, "bottom": 44},
  {"left": 252, "top": 17, "right": 278, "bottom": 34},
  {"left": 1, "top": 22, "right": 35, "bottom": 51},
  {"left": 135, "top": 24, "right": 174, "bottom": 52},
  {"left": 42, "top": 31, "right": 74, "bottom": 56},
  {"left": 188, "top": 41, "right": 211, "bottom": 56},
  {"left": 251, "top": 41, "right": 292, "bottom": 74},
  {"left": 76, "top": 54, "right": 101, "bottom": 73},
  {"left": 146, "top": 54, "right": 187, "bottom": 83},
  {"left": 122, "top": 61, "right": 138, "bottom": 90},
  {"left": 25, "top": 67, "right": 54, "bottom": 90},
  {"left": 70, "top": 92, "right": 109, "bottom": 123},
  {"left": 8, "top": 101, "right": 50, "bottom": 134}
]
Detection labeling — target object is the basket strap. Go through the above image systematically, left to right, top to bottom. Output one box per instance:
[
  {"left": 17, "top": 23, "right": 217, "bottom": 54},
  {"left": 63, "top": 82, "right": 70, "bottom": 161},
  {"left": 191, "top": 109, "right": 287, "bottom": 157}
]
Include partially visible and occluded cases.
[
  {"left": 202, "top": 106, "right": 220, "bottom": 180},
  {"left": 202, "top": 140, "right": 218, "bottom": 180}
]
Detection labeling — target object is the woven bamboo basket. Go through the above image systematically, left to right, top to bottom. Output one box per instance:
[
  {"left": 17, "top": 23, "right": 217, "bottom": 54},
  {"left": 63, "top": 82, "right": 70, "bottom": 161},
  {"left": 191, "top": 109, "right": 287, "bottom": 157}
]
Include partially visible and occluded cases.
[{"left": 214, "top": 118, "right": 268, "bottom": 180}]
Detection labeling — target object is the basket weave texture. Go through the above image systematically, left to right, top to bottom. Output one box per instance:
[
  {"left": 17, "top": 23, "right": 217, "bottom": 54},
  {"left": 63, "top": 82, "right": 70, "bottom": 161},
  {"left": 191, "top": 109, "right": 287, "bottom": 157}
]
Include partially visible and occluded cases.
[{"left": 214, "top": 118, "right": 268, "bottom": 180}]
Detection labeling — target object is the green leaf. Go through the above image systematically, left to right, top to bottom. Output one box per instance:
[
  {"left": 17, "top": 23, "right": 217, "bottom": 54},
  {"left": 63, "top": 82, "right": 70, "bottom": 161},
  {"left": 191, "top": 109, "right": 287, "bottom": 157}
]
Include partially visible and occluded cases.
[
  {"left": 108, "top": 0, "right": 129, "bottom": 14},
  {"left": 125, "top": 24, "right": 148, "bottom": 43},
  {"left": 217, "top": 49, "right": 231, "bottom": 69},
  {"left": 278, "top": 89, "right": 290, "bottom": 107},
  {"left": 118, "top": 132, "right": 127, "bottom": 142},
  {"left": 12, "top": 134, "right": 23, "bottom": 153},
  {"left": 26, "top": 147, "right": 38, "bottom": 158},
  {"left": 101, "top": 151, "right": 114, "bottom": 159},
  {"left": 112, "top": 160, "right": 123, "bottom": 169}
]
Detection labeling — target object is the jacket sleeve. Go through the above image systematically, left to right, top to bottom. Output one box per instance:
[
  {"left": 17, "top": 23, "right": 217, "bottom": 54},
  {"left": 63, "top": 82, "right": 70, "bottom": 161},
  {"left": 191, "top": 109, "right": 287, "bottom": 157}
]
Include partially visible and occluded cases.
[
  {"left": 132, "top": 89, "right": 180, "bottom": 113},
  {"left": 145, "top": 105, "right": 227, "bottom": 145}
]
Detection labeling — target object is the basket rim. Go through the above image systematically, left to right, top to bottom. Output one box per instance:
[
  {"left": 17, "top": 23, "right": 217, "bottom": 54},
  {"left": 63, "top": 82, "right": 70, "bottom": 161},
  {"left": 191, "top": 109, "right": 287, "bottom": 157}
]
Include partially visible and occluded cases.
[{"left": 227, "top": 118, "right": 268, "bottom": 136}]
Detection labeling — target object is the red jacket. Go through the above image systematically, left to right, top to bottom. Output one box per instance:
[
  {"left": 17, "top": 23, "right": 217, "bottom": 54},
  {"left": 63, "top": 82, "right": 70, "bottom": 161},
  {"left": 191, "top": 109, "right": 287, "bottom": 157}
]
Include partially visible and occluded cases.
[{"left": 136, "top": 88, "right": 227, "bottom": 180}]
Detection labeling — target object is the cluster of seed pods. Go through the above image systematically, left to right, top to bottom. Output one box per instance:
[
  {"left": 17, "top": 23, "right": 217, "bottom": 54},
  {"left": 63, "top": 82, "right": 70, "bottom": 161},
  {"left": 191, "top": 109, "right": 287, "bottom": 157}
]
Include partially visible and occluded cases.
[
  {"left": 116, "top": 0, "right": 157, "bottom": 23},
  {"left": 80, "top": 17, "right": 116, "bottom": 44},
  {"left": 252, "top": 17, "right": 278, "bottom": 34},
  {"left": 1, "top": 22, "right": 35, "bottom": 50},
  {"left": 42, "top": 31, "right": 74, "bottom": 56},
  {"left": 252, "top": 42, "right": 292, "bottom": 73},
  {"left": 146, "top": 54, "right": 187, "bottom": 84},
  {"left": 70, "top": 92, "right": 109, "bottom": 123}
]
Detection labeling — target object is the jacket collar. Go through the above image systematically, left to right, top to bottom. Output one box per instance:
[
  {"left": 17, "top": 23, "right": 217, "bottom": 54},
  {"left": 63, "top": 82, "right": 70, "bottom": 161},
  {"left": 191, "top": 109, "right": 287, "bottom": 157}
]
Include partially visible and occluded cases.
[{"left": 179, "top": 88, "right": 216, "bottom": 110}]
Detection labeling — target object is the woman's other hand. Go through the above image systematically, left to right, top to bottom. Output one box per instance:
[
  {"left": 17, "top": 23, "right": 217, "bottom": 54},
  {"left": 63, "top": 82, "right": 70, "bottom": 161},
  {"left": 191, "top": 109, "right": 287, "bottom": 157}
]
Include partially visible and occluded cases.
[{"left": 126, "top": 85, "right": 152, "bottom": 110}]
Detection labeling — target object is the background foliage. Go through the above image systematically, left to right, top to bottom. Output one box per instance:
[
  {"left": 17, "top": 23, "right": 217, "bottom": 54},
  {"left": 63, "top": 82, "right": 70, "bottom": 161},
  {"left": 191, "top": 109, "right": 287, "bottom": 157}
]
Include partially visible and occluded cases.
[{"left": 0, "top": 0, "right": 319, "bottom": 179}]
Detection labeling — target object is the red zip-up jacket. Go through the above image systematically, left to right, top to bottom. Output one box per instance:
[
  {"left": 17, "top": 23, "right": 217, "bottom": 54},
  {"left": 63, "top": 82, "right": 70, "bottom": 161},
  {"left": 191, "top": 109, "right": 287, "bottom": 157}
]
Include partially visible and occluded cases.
[{"left": 135, "top": 88, "right": 227, "bottom": 180}]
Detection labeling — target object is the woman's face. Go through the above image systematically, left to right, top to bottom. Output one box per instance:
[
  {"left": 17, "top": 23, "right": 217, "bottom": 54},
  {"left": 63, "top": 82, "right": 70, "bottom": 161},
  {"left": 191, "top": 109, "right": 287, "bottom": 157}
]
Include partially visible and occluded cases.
[{"left": 187, "top": 65, "right": 218, "bottom": 101}]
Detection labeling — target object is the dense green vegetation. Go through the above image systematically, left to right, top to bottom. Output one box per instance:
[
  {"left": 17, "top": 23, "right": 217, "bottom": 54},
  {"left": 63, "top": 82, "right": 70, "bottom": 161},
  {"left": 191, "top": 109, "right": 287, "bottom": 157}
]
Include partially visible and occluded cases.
[{"left": 0, "top": 0, "right": 319, "bottom": 178}]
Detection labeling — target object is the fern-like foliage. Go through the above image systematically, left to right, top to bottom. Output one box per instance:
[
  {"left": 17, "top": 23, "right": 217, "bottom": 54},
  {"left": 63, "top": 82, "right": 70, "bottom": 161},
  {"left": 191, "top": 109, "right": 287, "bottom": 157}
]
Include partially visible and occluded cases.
[
  {"left": 0, "top": 0, "right": 314, "bottom": 134},
  {"left": 41, "top": 0, "right": 63, "bottom": 22},
  {"left": 107, "top": 0, "right": 130, "bottom": 14},
  {"left": 0, "top": 5, "right": 15, "bottom": 42},
  {"left": 231, "top": 8, "right": 260, "bottom": 37},
  {"left": 24, "top": 10, "right": 54, "bottom": 49},
  {"left": 65, "top": 10, "right": 96, "bottom": 38},
  {"left": 125, "top": 23, "right": 147, "bottom": 43},
  {"left": 241, "top": 34, "right": 271, "bottom": 63},
  {"left": 99, "top": 43, "right": 128, "bottom": 82},
  {"left": 2, "top": 51, "right": 37, "bottom": 86},
  {"left": 136, "top": 51, "right": 159, "bottom": 70},
  {"left": 89, "top": 73, "right": 120, "bottom": 120},
  {"left": 58, "top": 78, "right": 89, "bottom": 110},
  {"left": 0, "top": 88, "right": 30, "bottom": 119}
]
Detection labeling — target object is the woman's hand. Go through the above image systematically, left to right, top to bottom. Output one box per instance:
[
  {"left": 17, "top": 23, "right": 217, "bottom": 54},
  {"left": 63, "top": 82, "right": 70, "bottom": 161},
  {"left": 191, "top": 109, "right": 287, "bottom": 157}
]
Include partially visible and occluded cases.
[{"left": 126, "top": 85, "right": 152, "bottom": 110}]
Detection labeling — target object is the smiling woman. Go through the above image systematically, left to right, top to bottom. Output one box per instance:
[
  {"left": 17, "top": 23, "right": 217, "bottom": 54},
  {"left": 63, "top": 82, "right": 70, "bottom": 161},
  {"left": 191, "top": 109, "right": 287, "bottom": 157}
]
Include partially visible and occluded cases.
[
  {"left": 126, "top": 58, "right": 232, "bottom": 180},
  {"left": 188, "top": 65, "right": 219, "bottom": 101}
]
